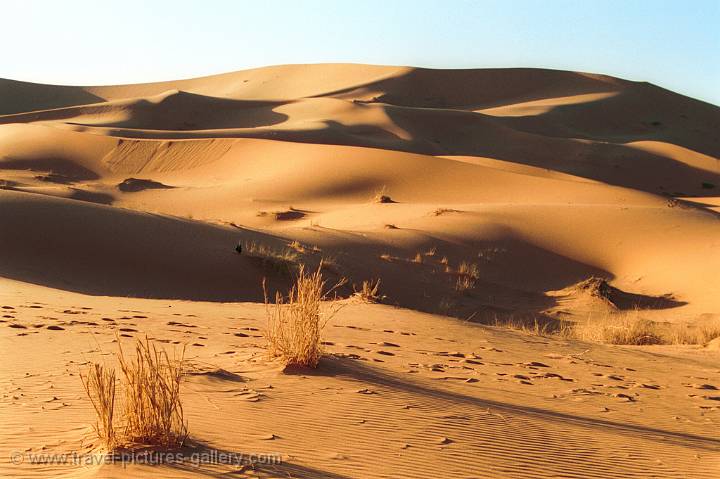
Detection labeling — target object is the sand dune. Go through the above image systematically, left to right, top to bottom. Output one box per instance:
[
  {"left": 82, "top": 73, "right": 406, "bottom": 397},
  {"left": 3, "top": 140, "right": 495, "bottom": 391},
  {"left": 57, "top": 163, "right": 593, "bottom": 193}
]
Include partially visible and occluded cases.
[{"left": 1, "top": 64, "right": 719, "bottom": 478}]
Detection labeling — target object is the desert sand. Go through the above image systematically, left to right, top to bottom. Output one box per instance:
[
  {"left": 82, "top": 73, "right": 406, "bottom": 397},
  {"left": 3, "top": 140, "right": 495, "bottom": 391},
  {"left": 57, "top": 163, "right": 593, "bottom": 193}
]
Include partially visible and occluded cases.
[{"left": 0, "top": 64, "right": 718, "bottom": 478}]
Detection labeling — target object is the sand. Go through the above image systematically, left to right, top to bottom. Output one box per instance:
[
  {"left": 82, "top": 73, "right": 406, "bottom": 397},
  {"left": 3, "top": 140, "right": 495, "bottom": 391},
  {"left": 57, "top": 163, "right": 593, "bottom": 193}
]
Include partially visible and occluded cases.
[{"left": 1, "top": 64, "right": 718, "bottom": 478}]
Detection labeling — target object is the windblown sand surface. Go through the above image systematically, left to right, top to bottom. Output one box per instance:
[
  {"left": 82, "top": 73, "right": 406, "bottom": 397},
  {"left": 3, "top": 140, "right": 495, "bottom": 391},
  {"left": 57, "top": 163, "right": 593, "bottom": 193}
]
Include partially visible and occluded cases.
[{"left": 1, "top": 64, "right": 719, "bottom": 478}]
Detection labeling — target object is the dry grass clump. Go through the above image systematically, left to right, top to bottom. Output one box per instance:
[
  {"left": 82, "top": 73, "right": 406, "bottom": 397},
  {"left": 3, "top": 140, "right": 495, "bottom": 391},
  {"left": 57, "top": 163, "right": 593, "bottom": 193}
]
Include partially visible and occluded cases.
[
  {"left": 373, "top": 186, "right": 394, "bottom": 203},
  {"left": 243, "top": 240, "right": 300, "bottom": 274},
  {"left": 289, "top": 240, "right": 306, "bottom": 253},
  {"left": 425, "top": 247, "right": 437, "bottom": 257},
  {"left": 412, "top": 252, "right": 424, "bottom": 263},
  {"left": 380, "top": 253, "right": 393, "bottom": 261},
  {"left": 454, "top": 261, "right": 480, "bottom": 293},
  {"left": 458, "top": 261, "right": 480, "bottom": 279},
  {"left": 264, "top": 265, "right": 345, "bottom": 368},
  {"left": 454, "top": 275, "right": 476, "bottom": 293},
  {"left": 353, "top": 279, "right": 382, "bottom": 303},
  {"left": 569, "top": 311, "right": 720, "bottom": 346},
  {"left": 571, "top": 314, "right": 662, "bottom": 345},
  {"left": 493, "top": 316, "right": 571, "bottom": 337},
  {"left": 81, "top": 338, "right": 187, "bottom": 451},
  {"left": 118, "top": 338, "right": 187, "bottom": 448},
  {"left": 81, "top": 364, "right": 117, "bottom": 450}
]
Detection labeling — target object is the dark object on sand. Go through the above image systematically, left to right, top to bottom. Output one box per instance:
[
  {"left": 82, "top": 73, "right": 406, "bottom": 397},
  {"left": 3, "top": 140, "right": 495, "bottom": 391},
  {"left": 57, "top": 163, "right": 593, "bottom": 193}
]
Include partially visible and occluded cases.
[
  {"left": 117, "top": 178, "right": 173, "bottom": 192},
  {"left": 235, "top": 243, "right": 242, "bottom": 254}
]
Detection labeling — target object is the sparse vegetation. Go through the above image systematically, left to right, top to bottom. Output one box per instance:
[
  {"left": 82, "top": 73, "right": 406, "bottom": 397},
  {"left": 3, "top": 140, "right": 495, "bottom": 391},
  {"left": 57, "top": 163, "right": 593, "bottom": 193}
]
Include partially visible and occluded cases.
[
  {"left": 373, "top": 186, "right": 394, "bottom": 203},
  {"left": 242, "top": 240, "right": 300, "bottom": 274},
  {"left": 289, "top": 240, "right": 306, "bottom": 253},
  {"left": 425, "top": 247, "right": 437, "bottom": 257},
  {"left": 412, "top": 252, "right": 424, "bottom": 263},
  {"left": 380, "top": 253, "right": 393, "bottom": 261},
  {"left": 453, "top": 261, "right": 480, "bottom": 293},
  {"left": 457, "top": 261, "right": 480, "bottom": 279},
  {"left": 264, "top": 265, "right": 345, "bottom": 368},
  {"left": 454, "top": 275, "right": 476, "bottom": 293},
  {"left": 353, "top": 279, "right": 382, "bottom": 303},
  {"left": 492, "top": 311, "right": 720, "bottom": 346},
  {"left": 568, "top": 311, "right": 720, "bottom": 346},
  {"left": 81, "top": 337, "right": 187, "bottom": 450},
  {"left": 117, "top": 338, "right": 187, "bottom": 448},
  {"left": 80, "top": 363, "right": 117, "bottom": 450}
]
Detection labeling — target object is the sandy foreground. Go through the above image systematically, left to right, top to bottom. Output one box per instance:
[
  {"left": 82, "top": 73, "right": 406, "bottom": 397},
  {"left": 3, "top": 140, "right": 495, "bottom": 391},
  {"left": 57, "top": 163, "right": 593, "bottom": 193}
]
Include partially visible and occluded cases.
[{"left": 0, "top": 64, "right": 719, "bottom": 478}]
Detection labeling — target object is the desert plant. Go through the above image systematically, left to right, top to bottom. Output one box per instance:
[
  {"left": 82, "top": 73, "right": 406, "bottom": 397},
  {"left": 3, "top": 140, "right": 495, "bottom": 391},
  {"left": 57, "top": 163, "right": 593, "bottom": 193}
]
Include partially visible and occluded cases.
[
  {"left": 373, "top": 186, "right": 394, "bottom": 203},
  {"left": 242, "top": 240, "right": 300, "bottom": 274},
  {"left": 289, "top": 240, "right": 306, "bottom": 253},
  {"left": 412, "top": 252, "right": 424, "bottom": 263},
  {"left": 458, "top": 261, "right": 480, "bottom": 279},
  {"left": 264, "top": 265, "right": 345, "bottom": 367},
  {"left": 454, "top": 275, "right": 476, "bottom": 293},
  {"left": 353, "top": 279, "right": 382, "bottom": 303},
  {"left": 81, "top": 337, "right": 187, "bottom": 450},
  {"left": 117, "top": 337, "right": 187, "bottom": 448},
  {"left": 81, "top": 363, "right": 117, "bottom": 450}
]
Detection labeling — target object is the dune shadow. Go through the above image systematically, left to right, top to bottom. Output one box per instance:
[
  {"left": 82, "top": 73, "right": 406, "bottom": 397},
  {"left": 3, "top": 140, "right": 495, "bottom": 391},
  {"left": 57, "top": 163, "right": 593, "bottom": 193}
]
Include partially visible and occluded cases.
[
  {"left": 0, "top": 79, "right": 106, "bottom": 115},
  {"left": 0, "top": 156, "right": 100, "bottom": 180},
  {"left": 0, "top": 191, "right": 295, "bottom": 302}
]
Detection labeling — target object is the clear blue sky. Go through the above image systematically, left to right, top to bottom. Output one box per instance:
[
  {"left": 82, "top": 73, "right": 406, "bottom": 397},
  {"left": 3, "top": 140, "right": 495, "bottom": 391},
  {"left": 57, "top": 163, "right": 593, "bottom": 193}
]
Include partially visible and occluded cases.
[{"left": 3, "top": 0, "right": 719, "bottom": 105}]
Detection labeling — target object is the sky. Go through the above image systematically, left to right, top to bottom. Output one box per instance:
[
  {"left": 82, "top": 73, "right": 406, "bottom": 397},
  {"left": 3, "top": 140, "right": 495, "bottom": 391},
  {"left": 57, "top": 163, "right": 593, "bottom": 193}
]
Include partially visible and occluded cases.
[{"left": 3, "top": 0, "right": 719, "bottom": 105}]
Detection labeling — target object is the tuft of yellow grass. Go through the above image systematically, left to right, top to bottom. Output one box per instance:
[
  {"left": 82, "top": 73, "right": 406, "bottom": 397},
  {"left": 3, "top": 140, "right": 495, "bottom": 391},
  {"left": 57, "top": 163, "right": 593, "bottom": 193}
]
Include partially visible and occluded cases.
[
  {"left": 243, "top": 240, "right": 300, "bottom": 274},
  {"left": 289, "top": 240, "right": 306, "bottom": 253},
  {"left": 412, "top": 252, "right": 424, "bottom": 263},
  {"left": 452, "top": 260, "right": 480, "bottom": 293},
  {"left": 457, "top": 261, "right": 480, "bottom": 279},
  {"left": 264, "top": 265, "right": 345, "bottom": 368},
  {"left": 454, "top": 275, "right": 476, "bottom": 293},
  {"left": 353, "top": 279, "right": 382, "bottom": 303},
  {"left": 492, "top": 310, "right": 720, "bottom": 346},
  {"left": 568, "top": 311, "right": 720, "bottom": 346},
  {"left": 81, "top": 337, "right": 187, "bottom": 451},
  {"left": 118, "top": 337, "right": 187, "bottom": 448},
  {"left": 81, "top": 363, "right": 117, "bottom": 450}
]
